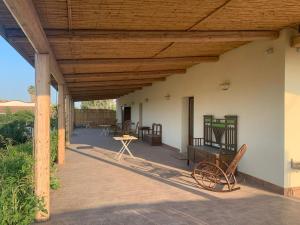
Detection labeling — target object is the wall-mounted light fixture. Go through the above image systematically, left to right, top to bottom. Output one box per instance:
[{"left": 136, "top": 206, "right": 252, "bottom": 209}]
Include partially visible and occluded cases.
[
  {"left": 265, "top": 47, "right": 274, "bottom": 55},
  {"left": 220, "top": 80, "right": 230, "bottom": 91},
  {"left": 164, "top": 94, "right": 171, "bottom": 100},
  {"left": 145, "top": 98, "right": 149, "bottom": 103},
  {"left": 131, "top": 101, "right": 135, "bottom": 106}
]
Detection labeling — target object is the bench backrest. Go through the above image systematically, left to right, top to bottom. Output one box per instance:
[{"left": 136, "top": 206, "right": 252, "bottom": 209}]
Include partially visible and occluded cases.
[
  {"left": 203, "top": 115, "right": 238, "bottom": 153},
  {"left": 152, "top": 123, "right": 162, "bottom": 136}
]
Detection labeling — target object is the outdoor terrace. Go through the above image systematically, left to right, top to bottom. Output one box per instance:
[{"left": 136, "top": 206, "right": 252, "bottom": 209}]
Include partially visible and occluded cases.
[{"left": 40, "top": 128, "right": 300, "bottom": 225}]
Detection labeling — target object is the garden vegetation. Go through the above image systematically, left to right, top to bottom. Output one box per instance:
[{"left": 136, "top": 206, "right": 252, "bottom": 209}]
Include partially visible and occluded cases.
[{"left": 0, "top": 110, "right": 59, "bottom": 225}]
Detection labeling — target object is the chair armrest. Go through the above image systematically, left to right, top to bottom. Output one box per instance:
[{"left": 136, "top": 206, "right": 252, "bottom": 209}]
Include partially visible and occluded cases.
[{"left": 192, "top": 138, "right": 204, "bottom": 146}]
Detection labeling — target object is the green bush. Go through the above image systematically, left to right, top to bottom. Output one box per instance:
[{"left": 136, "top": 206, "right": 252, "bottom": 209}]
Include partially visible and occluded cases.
[
  {"left": 0, "top": 111, "right": 34, "bottom": 148},
  {"left": 50, "top": 130, "right": 60, "bottom": 190},
  {"left": 0, "top": 143, "right": 45, "bottom": 225}
]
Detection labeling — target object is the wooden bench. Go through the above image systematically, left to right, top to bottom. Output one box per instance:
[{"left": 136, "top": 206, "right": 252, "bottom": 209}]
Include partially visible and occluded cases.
[
  {"left": 187, "top": 115, "right": 238, "bottom": 170},
  {"left": 144, "top": 123, "right": 162, "bottom": 146}
]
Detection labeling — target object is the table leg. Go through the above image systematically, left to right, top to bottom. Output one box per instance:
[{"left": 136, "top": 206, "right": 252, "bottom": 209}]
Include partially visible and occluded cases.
[{"left": 117, "top": 139, "right": 135, "bottom": 160}]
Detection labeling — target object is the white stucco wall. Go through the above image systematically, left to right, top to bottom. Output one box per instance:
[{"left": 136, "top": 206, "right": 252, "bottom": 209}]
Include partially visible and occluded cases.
[
  {"left": 284, "top": 29, "right": 300, "bottom": 188},
  {"left": 117, "top": 30, "right": 293, "bottom": 187}
]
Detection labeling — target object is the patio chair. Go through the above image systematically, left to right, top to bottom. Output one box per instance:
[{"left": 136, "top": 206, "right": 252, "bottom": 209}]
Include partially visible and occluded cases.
[
  {"left": 122, "top": 120, "right": 132, "bottom": 134},
  {"left": 144, "top": 123, "right": 162, "bottom": 146},
  {"left": 191, "top": 144, "right": 247, "bottom": 192}
]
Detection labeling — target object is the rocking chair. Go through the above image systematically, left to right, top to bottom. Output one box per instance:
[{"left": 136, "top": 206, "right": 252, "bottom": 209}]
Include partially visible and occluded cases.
[{"left": 191, "top": 144, "right": 247, "bottom": 192}]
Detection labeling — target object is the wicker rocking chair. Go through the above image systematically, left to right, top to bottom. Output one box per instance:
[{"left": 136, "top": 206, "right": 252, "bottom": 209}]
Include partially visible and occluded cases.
[{"left": 191, "top": 144, "right": 247, "bottom": 192}]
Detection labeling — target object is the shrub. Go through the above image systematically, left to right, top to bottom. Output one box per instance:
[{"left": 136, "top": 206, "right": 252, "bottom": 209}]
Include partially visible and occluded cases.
[
  {"left": 0, "top": 111, "right": 34, "bottom": 148},
  {"left": 50, "top": 130, "right": 60, "bottom": 190},
  {"left": 0, "top": 143, "right": 45, "bottom": 225}
]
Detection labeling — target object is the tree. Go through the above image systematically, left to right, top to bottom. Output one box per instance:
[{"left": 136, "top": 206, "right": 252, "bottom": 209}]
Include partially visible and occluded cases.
[
  {"left": 27, "top": 85, "right": 35, "bottom": 103},
  {"left": 81, "top": 99, "right": 116, "bottom": 110}
]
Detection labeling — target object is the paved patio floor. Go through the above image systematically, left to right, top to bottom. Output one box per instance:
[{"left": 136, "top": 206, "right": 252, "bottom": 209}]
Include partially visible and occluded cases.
[{"left": 41, "top": 128, "right": 300, "bottom": 225}]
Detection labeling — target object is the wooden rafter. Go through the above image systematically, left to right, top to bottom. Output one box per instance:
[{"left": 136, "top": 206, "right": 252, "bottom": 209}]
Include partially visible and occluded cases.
[
  {"left": 3, "top": 0, "right": 65, "bottom": 85},
  {"left": 66, "top": 0, "right": 72, "bottom": 32},
  {"left": 7, "top": 29, "right": 279, "bottom": 43},
  {"left": 58, "top": 56, "right": 218, "bottom": 66},
  {"left": 64, "top": 69, "right": 185, "bottom": 82},
  {"left": 67, "top": 78, "right": 165, "bottom": 87},
  {"left": 68, "top": 84, "right": 150, "bottom": 91},
  {"left": 69, "top": 88, "right": 137, "bottom": 93},
  {"left": 73, "top": 95, "right": 122, "bottom": 101}
]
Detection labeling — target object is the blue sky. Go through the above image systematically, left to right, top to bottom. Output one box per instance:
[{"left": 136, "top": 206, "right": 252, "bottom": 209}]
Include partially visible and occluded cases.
[{"left": 0, "top": 36, "right": 58, "bottom": 104}]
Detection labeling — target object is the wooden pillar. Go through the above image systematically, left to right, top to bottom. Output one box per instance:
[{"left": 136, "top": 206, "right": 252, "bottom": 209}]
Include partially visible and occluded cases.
[
  {"left": 34, "top": 53, "right": 50, "bottom": 221},
  {"left": 57, "top": 84, "right": 65, "bottom": 164},
  {"left": 65, "top": 94, "right": 70, "bottom": 145}
]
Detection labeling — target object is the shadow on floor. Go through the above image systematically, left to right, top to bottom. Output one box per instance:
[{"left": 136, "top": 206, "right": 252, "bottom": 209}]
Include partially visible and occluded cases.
[
  {"left": 71, "top": 128, "right": 189, "bottom": 171},
  {"left": 67, "top": 146, "right": 212, "bottom": 199},
  {"left": 41, "top": 195, "right": 300, "bottom": 225}
]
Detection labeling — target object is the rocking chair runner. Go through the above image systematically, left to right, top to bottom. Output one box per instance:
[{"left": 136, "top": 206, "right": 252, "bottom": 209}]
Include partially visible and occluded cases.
[{"left": 192, "top": 144, "right": 247, "bottom": 192}]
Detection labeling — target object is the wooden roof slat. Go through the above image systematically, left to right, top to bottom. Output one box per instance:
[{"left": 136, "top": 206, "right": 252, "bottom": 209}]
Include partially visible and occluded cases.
[
  {"left": 8, "top": 30, "right": 279, "bottom": 43},
  {"left": 58, "top": 56, "right": 219, "bottom": 66},
  {"left": 64, "top": 69, "right": 185, "bottom": 82},
  {"left": 67, "top": 78, "right": 165, "bottom": 88},
  {"left": 68, "top": 84, "right": 150, "bottom": 91}
]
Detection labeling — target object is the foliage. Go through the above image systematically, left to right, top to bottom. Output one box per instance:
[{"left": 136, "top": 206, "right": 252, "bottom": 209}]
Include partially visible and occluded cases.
[
  {"left": 27, "top": 85, "right": 35, "bottom": 103},
  {"left": 81, "top": 99, "right": 116, "bottom": 110},
  {"left": 50, "top": 105, "right": 58, "bottom": 130},
  {"left": 0, "top": 111, "right": 34, "bottom": 148},
  {"left": 0, "top": 111, "right": 60, "bottom": 224},
  {"left": 50, "top": 130, "right": 60, "bottom": 190},
  {"left": 0, "top": 143, "right": 45, "bottom": 225}
]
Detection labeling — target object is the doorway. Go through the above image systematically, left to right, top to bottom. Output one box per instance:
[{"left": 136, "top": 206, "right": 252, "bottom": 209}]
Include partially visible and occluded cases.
[
  {"left": 188, "top": 97, "right": 194, "bottom": 145},
  {"left": 139, "top": 103, "right": 143, "bottom": 126},
  {"left": 122, "top": 106, "right": 131, "bottom": 128}
]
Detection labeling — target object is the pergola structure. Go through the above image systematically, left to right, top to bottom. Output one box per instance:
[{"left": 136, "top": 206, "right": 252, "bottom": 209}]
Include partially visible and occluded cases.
[{"left": 1, "top": 0, "right": 300, "bottom": 221}]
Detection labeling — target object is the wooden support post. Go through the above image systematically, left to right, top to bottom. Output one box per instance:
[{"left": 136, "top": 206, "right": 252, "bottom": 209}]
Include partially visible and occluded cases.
[
  {"left": 34, "top": 53, "right": 50, "bottom": 221},
  {"left": 57, "top": 84, "right": 65, "bottom": 164},
  {"left": 65, "top": 94, "right": 70, "bottom": 145}
]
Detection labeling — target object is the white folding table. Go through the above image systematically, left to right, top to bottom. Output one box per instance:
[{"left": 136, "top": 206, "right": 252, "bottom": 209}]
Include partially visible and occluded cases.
[{"left": 113, "top": 136, "right": 138, "bottom": 161}]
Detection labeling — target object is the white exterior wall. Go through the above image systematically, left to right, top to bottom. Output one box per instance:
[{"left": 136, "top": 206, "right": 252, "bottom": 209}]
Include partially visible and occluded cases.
[
  {"left": 284, "top": 29, "right": 300, "bottom": 188},
  {"left": 117, "top": 30, "right": 297, "bottom": 188}
]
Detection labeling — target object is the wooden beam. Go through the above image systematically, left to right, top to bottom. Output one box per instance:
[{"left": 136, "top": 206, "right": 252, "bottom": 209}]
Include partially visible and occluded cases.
[
  {"left": 3, "top": 0, "right": 65, "bottom": 85},
  {"left": 8, "top": 30, "right": 279, "bottom": 43},
  {"left": 291, "top": 35, "right": 300, "bottom": 48},
  {"left": 34, "top": 54, "right": 50, "bottom": 221},
  {"left": 58, "top": 56, "right": 219, "bottom": 66},
  {"left": 64, "top": 69, "right": 186, "bottom": 82},
  {"left": 65, "top": 73, "right": 169, "bottom": 82},
  {"left": 67, "top": 78, "right": 166, "bottom": 87},
  {"left": 57, "top": 84, "right": 65, "bottom": 165},
  {"left": 69, "top": 84, "right": 149, "bottom": 92},
  {"left": 69, "top": 88, "right": 136, "bottom": 94},
  {"left": 73, "top": 95, "right": 122, "bottom": 101}
]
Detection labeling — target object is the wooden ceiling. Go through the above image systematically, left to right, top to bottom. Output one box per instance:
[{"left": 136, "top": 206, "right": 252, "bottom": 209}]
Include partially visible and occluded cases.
[{"left": 1, "top": 0, "right": 300, "bottom": 101}]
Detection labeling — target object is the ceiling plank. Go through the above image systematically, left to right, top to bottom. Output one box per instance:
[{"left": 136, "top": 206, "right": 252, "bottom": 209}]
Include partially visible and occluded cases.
[
  {"left": 3, "top": 0, "right": 65, "bottom": 85},
  {"left": 8, "top": 30, "right": 279, "bottom": 43},
  {"left": 291, "top": 35, "right": 300, "bottom": 48},
  {"left": 58, "top": 56, "right": 219, "bottom": 66},
  {"left": 64, "top": 69, "right": 185, "bottom": 79},
  {"left": 65, "top": 73, "right": 173, "bottom": 82},
  {"left": 67, "top": 78, "right": 165, "bottom": 87},
  {"left": 69, "top": 85, "right": 148, "bottom": 92},
  {"left": 69, "top": 89, "right": 136, "bottom": 94},
  {"left": 73, "top": 95, "right": 122, "bottom": 101}
]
